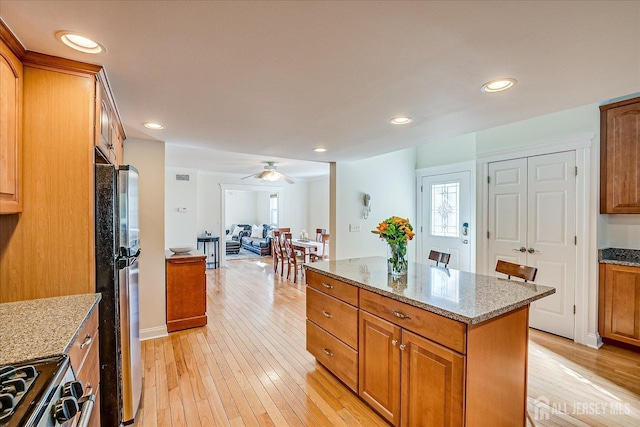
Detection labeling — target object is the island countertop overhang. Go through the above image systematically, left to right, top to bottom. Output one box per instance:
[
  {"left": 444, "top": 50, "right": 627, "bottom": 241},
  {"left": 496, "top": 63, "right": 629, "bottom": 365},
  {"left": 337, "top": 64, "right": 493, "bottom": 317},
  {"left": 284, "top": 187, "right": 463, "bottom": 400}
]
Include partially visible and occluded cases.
[{"left": 304, "top": 257, "right": 555, "bottom": 324}]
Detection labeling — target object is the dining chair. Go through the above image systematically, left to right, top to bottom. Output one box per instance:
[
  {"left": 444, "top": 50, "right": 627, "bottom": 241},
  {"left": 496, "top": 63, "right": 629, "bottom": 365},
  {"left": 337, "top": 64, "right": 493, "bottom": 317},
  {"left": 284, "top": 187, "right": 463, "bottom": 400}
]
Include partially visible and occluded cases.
[
  {"left": 276, "top": 227, "right": 291, "bottom": 233},
  {"left": 315, "top": 228, "right": 326, "bottom": 242},
  {"left": 271, "top": 230, "right": 282, "bottom": 274},
  {"left": 276, "top": 232, "right": 289, "bottom": 276},
  {"left": 283, "top": 232, "right": 305, "bottom": 283},
  {"left": 310, "top": 234, "right": 330, "bottom": 262},
  {"left": 428, "top": 250, "right": 450, "bottom": 267},
  {"left": 495, "top": 260, "right": 538, "bottom": 282}
]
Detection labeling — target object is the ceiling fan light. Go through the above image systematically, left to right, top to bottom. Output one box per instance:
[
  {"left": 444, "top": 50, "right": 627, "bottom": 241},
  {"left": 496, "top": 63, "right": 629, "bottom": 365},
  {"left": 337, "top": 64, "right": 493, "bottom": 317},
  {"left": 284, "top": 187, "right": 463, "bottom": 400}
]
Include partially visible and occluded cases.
[{"left": 262, "top": 171, "right": 280, "bottom": 182}]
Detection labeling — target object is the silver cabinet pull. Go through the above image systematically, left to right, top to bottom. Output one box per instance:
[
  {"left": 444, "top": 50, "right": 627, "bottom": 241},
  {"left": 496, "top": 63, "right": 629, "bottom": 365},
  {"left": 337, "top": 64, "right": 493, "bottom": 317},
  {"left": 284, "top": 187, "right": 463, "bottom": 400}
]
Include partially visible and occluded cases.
[
  {"left": 512, "top": 247, "right": 527, "bottom": 253},
  {"left": 527, "top": 247, "right": 540, "bottom": 254},
  {"left": 322, "top": 283, "right": 333, "bottom": 289},
  {"left": 322, "top": 310, "right": 333, "bottom": 319},
  {"left": 391, "top": 310, "right": 411, "bottom": 320},
  {"left": 79, "top": 335, "right": 92, "bottom": 349},
  {"left": 391, "top": 339, "right": 398, "bottom": 346},
  {"left": 399, "top": 344, "right": 407, "bottom": 351},
  {"left": 323, "top": 348, "right": 334, "bottom": 357},
  {"left": 76, "top": 394, "right": 95, "bottom": 427}
]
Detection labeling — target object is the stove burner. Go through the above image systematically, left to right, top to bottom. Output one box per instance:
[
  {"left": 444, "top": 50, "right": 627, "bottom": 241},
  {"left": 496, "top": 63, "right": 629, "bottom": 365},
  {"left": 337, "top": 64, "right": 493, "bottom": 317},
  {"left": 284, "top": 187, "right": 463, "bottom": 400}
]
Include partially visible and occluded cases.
[
  {"left": 0, "top": 356, "right": 68, "bottom": 427},
  {"left": 0, "top": 365, "right": 38, "bottom": 422}
]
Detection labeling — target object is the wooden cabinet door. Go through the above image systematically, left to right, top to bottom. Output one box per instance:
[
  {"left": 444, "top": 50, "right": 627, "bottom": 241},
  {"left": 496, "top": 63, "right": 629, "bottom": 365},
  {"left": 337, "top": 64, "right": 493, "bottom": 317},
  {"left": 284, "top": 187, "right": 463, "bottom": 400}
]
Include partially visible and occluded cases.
[
  {"left": 0, "top": 40, "right": 22, "bottom": 214},
  {"left": 600, "top": 97, "right": 640, "bottom": 213},
  {"left": 166, "top": 257, "right": 207, "bottom": 332},
  {"left": 601, "top": 264, "right": 640, "bottom": 346},
  {"left": 359, "top": 310, "right": 401, "bottom": 426},
  {"left": 401, "top": 330, "right": 464, "bottom": 427}
]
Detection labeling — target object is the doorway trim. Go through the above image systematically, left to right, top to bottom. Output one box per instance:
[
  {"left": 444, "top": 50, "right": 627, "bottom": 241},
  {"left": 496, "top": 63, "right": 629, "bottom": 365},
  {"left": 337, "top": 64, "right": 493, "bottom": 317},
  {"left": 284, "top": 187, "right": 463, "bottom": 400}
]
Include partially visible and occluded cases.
[
  {"left": 476, "top": 132, "right": 596, "bottom": 348},
  {"left": 416, "top": 160, "right": 477, "bottom": 272},
  {"left": 219, "top": 183, "right": 283, "bottom": 267}
]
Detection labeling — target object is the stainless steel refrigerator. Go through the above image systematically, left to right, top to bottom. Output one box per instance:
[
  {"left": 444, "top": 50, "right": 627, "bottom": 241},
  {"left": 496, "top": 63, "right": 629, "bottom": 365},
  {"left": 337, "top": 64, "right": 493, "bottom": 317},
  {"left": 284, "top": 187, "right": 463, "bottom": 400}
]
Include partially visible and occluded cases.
[{"left": 95, "top": 161, "right": 142, "bottom": 426}]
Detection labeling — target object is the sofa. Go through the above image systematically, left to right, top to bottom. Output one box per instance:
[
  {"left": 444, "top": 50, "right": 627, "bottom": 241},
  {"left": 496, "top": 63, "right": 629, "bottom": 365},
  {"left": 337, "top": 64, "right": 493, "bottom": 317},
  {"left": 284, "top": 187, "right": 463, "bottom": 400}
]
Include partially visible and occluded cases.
[
  {"left": 225, "top": 224, "right": 251, "bottom": 254},
  {"left": 240, "top": 224, "right": 274, "bottom": 256}
]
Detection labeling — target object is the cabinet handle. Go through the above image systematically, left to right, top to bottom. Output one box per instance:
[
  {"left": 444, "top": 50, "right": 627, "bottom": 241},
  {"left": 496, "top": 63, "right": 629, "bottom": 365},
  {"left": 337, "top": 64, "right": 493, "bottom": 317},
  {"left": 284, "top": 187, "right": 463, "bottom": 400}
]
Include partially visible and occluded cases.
[
  {"left": 322, "top": 283, "right": 333, "bottom": 289},
  {"left": 322, "top": 310, "right": 333, "bottom": 319},
  {"left": 391, "top": 310, "right": 411, "bottom": 320},
  {"left": 79, "top": 334, "right": 92, "bottom": 349},
  {"left": 391, "top": 339, "right": 398, "bottom": 346},
  {"left": 399, "top": 344, "right": 407, "bottom": 351},
  {"left": 323, "top": 348, "right": 334, "bottom": 357},
  {"left": 85, "top": 383, "right": 92, "bottom": 393}
]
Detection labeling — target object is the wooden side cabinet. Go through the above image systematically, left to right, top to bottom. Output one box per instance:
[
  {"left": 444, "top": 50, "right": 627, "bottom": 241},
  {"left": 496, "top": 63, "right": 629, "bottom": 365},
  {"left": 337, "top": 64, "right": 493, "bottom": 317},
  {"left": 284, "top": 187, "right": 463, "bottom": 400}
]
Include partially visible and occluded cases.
[
  {"left": 0, "top": 38, "right": 22, "bottom": 214},
  {"left": 600, "top": 96, "right": 640, "bottom": 213},
  {"left": 166, "top": 252, "right": 207, "bottom": 332},
  {"left": 599, "top": 263, "right": 640, "bottom": 347}
]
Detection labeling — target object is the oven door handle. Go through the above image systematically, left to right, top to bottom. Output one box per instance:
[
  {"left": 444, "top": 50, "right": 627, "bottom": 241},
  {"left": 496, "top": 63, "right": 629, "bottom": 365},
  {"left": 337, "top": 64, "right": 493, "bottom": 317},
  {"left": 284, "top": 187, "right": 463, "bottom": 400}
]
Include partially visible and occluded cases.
[{"left": 76, "top": 394, "right": 95, "bottom": 427}]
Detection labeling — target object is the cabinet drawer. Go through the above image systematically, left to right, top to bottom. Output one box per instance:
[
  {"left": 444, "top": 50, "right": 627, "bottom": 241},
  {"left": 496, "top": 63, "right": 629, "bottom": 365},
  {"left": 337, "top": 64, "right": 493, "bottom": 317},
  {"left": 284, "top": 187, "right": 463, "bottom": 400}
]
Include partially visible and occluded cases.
[
  {"left": 306, "top": 270, "right": 358, "bottom": 306},
  {"left": 307, "top": 287, "right": 358, "bottom": 349},
  {"left": 360, "top": 289, "right": 466, "bottom": 354},
  {"left": 68, "top": 309, "right": 99, "bottom": 372},
  {"left": 306, "top": 319, "right": 358, "bottom": 392},
  {"left": 75, "top": 328, "right": 100, "bottom": 398}
]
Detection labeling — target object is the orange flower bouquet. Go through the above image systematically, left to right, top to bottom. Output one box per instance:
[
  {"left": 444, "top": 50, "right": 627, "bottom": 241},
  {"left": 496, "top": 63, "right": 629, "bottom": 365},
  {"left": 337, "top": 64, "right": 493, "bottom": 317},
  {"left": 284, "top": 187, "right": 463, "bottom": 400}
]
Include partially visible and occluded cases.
[{"left": 372, "top": 216, "right": 414, "bottom": 276}]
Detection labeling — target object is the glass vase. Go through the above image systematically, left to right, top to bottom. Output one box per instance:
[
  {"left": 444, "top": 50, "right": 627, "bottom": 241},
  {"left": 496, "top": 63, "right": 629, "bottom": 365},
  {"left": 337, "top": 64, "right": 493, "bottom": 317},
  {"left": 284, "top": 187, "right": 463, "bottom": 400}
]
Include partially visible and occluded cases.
[{"left": 387, "top": 242, "right": 408, "bottom": 277}]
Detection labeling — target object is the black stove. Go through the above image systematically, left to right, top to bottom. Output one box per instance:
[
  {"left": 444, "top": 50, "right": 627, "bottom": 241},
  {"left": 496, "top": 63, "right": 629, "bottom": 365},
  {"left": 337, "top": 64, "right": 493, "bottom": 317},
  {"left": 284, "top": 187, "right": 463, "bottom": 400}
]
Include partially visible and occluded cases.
[{"left": 0, "top": 355, "right": 71, "bottom": 427}]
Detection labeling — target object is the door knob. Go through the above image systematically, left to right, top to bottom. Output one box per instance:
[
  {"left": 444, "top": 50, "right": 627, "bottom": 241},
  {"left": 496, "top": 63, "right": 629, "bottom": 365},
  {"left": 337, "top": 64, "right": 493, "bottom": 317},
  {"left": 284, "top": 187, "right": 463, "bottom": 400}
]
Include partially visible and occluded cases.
[
  {"left": 512, "top": 247, "right": 527, "bottom": 253},
  {"left": 527, "top": 248, "right": 540, "bottom": 254}
]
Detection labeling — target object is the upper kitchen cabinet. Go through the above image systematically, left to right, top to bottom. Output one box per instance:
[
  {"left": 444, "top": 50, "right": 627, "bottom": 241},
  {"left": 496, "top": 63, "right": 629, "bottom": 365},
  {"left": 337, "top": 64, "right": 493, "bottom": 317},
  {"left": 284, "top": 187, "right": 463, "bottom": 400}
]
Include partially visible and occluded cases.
[
  {"left": 0, "top": 37, "right": 23, "bottom": 214},
  {"left": 95, "top": 76, "right": 125, "bottom": 166},
  {"left": 600, "top": 96, "right": 640, "bottom": 213}
]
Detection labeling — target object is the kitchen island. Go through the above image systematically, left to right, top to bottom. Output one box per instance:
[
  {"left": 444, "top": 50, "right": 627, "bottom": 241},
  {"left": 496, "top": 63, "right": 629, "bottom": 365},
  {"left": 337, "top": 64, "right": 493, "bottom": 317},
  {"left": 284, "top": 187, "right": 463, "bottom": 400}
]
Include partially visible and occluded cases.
[{"left": 304, "top": 257, "right": 555, "bottom": 427}]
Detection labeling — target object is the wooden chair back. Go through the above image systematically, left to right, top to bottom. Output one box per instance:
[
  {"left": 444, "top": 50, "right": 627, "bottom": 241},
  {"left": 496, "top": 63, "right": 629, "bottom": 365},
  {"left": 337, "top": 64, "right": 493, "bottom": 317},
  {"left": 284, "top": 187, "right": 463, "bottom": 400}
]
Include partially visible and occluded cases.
[
  {"left": 276, "top": 227, "right": 291, "bottom": 233},
  {"left": 315, "top": 228, "right": 326, "bottom": 242},
  {"left": 310, "top": 234, "right": 330, "bottom": 262},
  {"left": 428, "top": 250, "right": 450, "bottom": 267},
  {"left": 495, "top": 260, "right": 538, "bottom": 282}
]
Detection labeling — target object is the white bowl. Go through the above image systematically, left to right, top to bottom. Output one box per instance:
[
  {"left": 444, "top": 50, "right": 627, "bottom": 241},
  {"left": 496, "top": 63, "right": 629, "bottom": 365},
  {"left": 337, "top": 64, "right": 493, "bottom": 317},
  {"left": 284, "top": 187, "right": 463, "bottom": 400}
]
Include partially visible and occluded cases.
[{"left": 169, "top": 246, "right": 193, "bottom": 254}]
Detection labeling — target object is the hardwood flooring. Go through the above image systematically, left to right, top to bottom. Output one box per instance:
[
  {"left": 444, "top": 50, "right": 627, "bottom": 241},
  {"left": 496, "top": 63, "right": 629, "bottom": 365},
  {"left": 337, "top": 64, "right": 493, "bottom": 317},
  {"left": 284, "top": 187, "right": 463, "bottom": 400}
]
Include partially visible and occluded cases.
[{"left": 133, "top": 259, "right": 640, "bottom": 426}]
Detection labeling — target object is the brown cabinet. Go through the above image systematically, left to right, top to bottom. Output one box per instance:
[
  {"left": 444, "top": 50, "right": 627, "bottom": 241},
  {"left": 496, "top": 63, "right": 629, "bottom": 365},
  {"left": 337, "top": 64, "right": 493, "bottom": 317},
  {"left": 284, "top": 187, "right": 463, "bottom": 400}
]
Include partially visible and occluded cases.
[
  {"left": 0, "top": 38, "right": 22, "bottom": 214},
  {"left": 95, "top": 78, "right": 124, "bottom": 166},
  {"left": 600, "top": 96, "right": 640, "bottom": 213},
  {"left": 166, "top": 252, "right": 207, "bottom": 332},
  {"left": 599, "top": 263, "right": 640, "bottom": 347},
  {"left": 305, "top": 270, "right": 359, "bottom": 392},
  {"left": 307, "top": 270, "right": 531, "bottom": 427},
  {"left": 68, "top": 309, "right": 101, "bottom": 427},
  {"left": 359, "top": 309, "right": 464, "bottom": 427}
]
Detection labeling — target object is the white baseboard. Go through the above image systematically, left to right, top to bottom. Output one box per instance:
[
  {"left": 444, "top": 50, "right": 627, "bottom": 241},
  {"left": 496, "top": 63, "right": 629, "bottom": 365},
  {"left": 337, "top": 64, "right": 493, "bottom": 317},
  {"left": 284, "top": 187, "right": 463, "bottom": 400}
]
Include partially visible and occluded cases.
[
  {"left": 139, "top": 325, "right": 168, "bottom": 341},
  {"left": 585, "top": 332, "right": 603, "bottom": 349}
]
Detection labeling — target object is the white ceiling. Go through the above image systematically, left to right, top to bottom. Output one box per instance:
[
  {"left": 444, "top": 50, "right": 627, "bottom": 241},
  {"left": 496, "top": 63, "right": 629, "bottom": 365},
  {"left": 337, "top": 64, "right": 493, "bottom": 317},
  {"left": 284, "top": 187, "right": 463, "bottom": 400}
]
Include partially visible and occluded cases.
[{"left": 2, "top": 1, "right": 639, "bottom": 178}]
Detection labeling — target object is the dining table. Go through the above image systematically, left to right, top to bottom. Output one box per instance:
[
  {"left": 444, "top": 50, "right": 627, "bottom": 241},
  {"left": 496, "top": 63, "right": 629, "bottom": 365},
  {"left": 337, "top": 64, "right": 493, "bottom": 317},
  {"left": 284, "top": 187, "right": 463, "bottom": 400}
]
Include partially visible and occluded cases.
[{"left": 292, "top": 238, "right": 324, "bottom": 262}]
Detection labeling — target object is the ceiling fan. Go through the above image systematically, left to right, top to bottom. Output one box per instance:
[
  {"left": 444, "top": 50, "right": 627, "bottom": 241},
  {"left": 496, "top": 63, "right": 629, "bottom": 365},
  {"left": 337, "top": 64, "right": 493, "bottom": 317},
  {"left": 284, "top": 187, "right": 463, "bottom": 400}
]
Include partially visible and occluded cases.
[{"left": 241, "top": 161, "right": 295, "bottom": 184}]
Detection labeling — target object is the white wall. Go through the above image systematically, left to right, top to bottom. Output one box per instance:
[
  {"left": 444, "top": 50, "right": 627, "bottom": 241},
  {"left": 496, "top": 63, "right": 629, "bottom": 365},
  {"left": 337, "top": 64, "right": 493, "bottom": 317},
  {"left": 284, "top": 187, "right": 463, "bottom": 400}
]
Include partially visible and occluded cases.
[
  {"left": 416, "top": 133, "right": 476, "bottom": 169},
  {"left": 123, "top": 138, "right": 167, "bottom": 339},
  {"left": 334, "top": 148, "right": 417, "bottom": 260},
  {"left": 165, "top": 169, "right": 198, "bottom": 248},
  {"left": 309, "top": 176, "right": 330, "bottom": 233},
  {"left": 225, "top": 190, "right": 258, "bottom": 227},
  {"left": 256, "top": 191, "right": 272, "bottom": 225}
]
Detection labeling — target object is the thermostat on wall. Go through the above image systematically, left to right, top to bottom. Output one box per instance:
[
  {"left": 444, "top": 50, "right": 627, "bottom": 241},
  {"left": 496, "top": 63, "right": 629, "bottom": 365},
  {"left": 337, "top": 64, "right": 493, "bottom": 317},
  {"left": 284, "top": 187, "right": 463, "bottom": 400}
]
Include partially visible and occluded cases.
[{"left": 177, "top": 207, "right": 187, "bottom": 213}]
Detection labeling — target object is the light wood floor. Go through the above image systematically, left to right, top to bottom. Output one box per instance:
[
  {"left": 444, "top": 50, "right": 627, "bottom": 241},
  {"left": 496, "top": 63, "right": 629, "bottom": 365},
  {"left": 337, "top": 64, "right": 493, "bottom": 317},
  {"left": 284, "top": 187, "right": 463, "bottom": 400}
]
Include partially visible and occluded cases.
[{"left": 133, "top": 259, "right": 640, "bottom": 426}]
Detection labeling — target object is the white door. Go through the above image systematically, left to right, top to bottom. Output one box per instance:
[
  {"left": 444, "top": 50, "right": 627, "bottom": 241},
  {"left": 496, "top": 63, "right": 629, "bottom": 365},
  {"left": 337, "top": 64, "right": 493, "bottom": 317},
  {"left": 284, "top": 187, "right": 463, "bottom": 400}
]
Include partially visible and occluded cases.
[
  {"left": 488, "top": 152, "right": 576, "bottom": 339},
  {"left": 422, "top": 171, "right": 472, "bottom": 271}
]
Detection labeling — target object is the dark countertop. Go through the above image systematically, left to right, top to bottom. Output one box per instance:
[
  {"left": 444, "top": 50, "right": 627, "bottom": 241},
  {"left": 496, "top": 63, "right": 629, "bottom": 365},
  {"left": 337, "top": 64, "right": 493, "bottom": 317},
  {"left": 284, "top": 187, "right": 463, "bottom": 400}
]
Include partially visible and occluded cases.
[
  {"left": 598, "top": 248, "right": 640, "bottom": 267},
  {"left": 305, "top": 257, "right": 555, "bottom": 325},
  {"left": 0, "top": 294, "right": 101, "bottom": 365}
]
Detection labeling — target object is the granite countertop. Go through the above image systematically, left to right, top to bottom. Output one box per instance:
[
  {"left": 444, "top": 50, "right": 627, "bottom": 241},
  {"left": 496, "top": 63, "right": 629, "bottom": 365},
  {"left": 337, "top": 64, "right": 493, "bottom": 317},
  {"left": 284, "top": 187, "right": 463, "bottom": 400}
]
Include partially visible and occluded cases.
[
  {"left": 598, "top": 248, "right": 640, "bottom": 267},
  {"left": 165, "top": 249, "right": 206, "bottom": 260},
  {"left": 305, "top": 257, "right": 555, "bottom": 325},
  {"left": 0, "top": 293, "right": 101, "bottom": 365}
]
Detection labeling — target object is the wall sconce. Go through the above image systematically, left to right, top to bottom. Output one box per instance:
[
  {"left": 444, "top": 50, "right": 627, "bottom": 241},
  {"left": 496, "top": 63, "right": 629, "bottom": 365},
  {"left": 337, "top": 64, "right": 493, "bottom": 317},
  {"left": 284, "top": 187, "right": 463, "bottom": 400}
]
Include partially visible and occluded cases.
[{"left": 362, "top": 193, "right": 371, "bottom": 219}]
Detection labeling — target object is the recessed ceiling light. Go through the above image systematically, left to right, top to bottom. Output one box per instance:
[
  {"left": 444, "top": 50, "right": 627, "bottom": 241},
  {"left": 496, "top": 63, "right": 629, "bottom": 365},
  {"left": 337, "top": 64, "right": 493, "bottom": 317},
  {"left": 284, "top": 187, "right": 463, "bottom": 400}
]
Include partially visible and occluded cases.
[
  {"left": 55, "top": 31, "right": 105, "bottom": 54},
  {"left": 481, "top": 78, "right": 517, "bottom": 93},
  {"left": 390, "top": 117, "right": 413, "bottom": 125},
  {"left": 142, "top": 122, "right": 164, "bottom": 130},
  {"left": 313, "top": 147, "right": 327, "bottom": 153}
]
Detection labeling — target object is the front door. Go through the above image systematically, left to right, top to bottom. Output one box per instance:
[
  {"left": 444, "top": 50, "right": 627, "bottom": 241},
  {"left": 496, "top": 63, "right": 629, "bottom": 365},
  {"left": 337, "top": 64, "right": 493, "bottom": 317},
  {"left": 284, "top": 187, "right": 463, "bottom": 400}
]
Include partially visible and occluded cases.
[
  {"left": 488, "top": 151, "right": 576, "bottom": 339},
  {"left": 421, "top": 171, "right": 472, "bottom": 271}
]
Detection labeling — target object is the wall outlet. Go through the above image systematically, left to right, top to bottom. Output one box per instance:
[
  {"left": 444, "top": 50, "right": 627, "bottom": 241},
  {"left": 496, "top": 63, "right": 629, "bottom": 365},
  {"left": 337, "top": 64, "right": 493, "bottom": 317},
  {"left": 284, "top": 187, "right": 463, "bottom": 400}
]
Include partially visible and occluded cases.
[{"left": 349, "top": 224, "right": 361, "bottom": 232}]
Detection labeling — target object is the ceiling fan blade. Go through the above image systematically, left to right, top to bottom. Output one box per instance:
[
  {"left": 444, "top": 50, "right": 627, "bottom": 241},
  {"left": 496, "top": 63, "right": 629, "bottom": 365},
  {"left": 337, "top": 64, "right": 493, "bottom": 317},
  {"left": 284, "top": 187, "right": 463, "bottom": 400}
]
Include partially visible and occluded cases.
[
  {"left": 257, "top": 170, "right": 271, "bottom": 179},
  {"left": 276, "top": 171, "right": 295, "bottom": 184},
  {"left": 241, "top": 173, "right": 258, "bottom": 180}
]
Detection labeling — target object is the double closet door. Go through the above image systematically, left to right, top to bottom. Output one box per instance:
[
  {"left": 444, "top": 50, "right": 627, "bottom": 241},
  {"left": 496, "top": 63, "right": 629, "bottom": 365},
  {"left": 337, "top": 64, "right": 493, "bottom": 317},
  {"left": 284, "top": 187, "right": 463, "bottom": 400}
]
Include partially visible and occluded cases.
[{"left": 488, "top": 151, "right": 576, "bottom": 339}]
